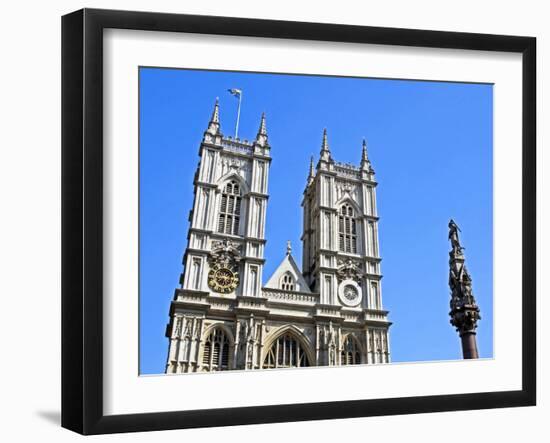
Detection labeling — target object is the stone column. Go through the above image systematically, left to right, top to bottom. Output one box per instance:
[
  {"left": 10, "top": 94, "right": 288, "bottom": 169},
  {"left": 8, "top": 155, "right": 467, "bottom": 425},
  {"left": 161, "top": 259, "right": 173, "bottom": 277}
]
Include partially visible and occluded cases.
[{"left": 448, "top": 219, "right": 481, "bottom": 359}]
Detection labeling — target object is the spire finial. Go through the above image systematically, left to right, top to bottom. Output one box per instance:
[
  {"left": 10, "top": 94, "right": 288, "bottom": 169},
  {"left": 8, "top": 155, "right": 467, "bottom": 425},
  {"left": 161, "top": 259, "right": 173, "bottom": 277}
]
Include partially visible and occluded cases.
[
  {"left": 206, "top": 97, "right": 220, "bottom": 136},
  {"left": 211, "top": 97, "right": 220, "bottom": 123},
  {"left": 255, "top": 112, "right": 269, "bottom": 148},
  {"left": 258, "top": 112, "right": 267, "bottom": 135},
  {"left": 320, "top": 128, "right": 331, "bottom": 161},
  {"left": 322, "top": 128, "right": 329, "bottom": 150},
  {"left": 360, "top": 138, "right": 373, "bottom": 172},
  {"left": 307, "top": 155, "right": 315, "bottom": 185},
  {"left": 286, "top": 240, "right": 292, "bottom": 256}
]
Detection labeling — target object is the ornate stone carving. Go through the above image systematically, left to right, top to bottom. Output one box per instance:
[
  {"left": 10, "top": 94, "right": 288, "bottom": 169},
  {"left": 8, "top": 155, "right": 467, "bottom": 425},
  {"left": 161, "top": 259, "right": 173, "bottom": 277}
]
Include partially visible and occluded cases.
[
  {"left": 219, "top": 155, "right": 251, "bottom": 180},
  {"left": 334, "top": 162, "right": 361, "bottom": 179},
  {"left": 335, "top": 180, "right": 359, "bottom": 202},
  {"left": 448, "top": 219, "right": 463, "bottom": 255},
  {"left": 448, "top": 220, "right": 481, "bottom": 358},
  {"left": 207, "top": 239, "right": 241, "bottom": 293},
  {"left": 209, "top": 239, "right": 241, "bottom": 268},
  {"left": 336, "top": 258, "right": 363, "bottom": 282},
  {"left": 237, "top": 314, "right": 260, "bottom": 369},
  {"left": 239, "top": 315, "right": 257, "bottom": 345},
  {"left": 173, "top": 316, "right": 183, "bottom": 338},
  {"left": 183, "top": 317, "right": 192, "bottom": 338},
  {"left": 318, "top": 321, "right": 339, "bottom": 365},
  {"left": 327, "top": 321, "right": 336, "bottom": 347},
  {"left": 326, "top": 322, "right": 336, "bottom": 365}
]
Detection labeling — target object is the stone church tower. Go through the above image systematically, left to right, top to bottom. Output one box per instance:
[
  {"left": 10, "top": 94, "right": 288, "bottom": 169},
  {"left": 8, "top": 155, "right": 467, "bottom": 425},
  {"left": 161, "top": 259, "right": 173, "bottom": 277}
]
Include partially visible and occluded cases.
[
  {"left": 165, "top": 101, "right": 391, "bottom": 373},
  {"left": 302, "top": 130, "right": 390, "bottom": 366}
]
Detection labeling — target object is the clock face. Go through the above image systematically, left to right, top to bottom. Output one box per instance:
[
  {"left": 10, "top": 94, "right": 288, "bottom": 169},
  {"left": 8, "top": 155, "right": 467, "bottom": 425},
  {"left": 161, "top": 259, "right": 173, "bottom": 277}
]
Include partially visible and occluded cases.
[
  {"left": 208, "top": 266, "right": 239, "bottom": 294},
  {"left": 338, "top": 279, "right": 362, "bottom": 307},
  {"left": 343, "top": 284, "right": 359, "bottom": 302}
]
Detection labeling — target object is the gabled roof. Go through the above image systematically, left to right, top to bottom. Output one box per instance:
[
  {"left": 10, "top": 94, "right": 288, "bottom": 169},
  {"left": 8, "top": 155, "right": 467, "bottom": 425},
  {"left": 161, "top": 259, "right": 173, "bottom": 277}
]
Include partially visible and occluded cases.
[{"left": 264, "top": 251, "right": 311, "bottom": 293}]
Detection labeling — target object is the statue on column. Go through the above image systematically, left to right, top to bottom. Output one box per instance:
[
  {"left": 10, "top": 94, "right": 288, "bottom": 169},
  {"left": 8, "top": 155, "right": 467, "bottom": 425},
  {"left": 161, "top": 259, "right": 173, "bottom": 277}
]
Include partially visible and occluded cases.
[
  {"left": 447, "top": 219, "right": 481, "bottom": 359},
  {"left": 448, "top": 219, "right": 463, "bottom": 254},
  {"left": 238, "top": 314, "right": 256, "bottom": 369},
  {"left": 327, "top": 321, "right": 336, "bottom": 365}
]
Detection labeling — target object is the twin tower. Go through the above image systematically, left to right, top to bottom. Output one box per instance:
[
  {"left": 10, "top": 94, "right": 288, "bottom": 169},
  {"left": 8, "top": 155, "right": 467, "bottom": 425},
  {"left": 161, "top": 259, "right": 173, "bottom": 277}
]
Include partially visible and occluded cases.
[{"left": 165, "top": 99, "right": 391, "bottom": 373}]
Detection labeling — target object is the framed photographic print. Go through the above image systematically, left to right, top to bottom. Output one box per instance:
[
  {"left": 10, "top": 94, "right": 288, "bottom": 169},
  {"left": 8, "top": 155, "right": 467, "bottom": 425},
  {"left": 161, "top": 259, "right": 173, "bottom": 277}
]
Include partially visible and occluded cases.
[{"left": 61, "top": 8, "right": 536, "bottom": 435}]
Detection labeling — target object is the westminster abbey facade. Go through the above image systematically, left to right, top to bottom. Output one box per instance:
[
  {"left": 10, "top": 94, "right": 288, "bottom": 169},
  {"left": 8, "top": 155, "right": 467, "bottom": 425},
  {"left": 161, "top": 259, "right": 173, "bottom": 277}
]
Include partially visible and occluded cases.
[{"left": 165, "top": 99, "right": 391, "bottom": 373}]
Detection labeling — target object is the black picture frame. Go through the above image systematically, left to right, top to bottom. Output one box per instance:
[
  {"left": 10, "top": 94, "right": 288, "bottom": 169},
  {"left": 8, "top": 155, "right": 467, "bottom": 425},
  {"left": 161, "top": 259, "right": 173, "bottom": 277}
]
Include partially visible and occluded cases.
[{"left": 61, "top": 8, "right": 536, "bottom": 435}]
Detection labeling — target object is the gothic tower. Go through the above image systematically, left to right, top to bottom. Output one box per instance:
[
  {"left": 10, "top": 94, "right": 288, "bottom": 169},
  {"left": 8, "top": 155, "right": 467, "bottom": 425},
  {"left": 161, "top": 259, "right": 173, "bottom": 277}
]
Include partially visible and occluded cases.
[
  {"left": 165, "top": 99, "right": 271, "bottom": 373},
  {"left": 166, "top": 101, "right": 391, "bottom": 373},
  {"left": 302, "top": 130, "right": 390, "bottom": 364}
]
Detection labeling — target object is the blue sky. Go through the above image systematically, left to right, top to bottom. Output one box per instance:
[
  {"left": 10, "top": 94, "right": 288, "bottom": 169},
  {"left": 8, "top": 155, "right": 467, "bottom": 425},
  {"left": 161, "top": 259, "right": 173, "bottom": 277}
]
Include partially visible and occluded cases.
[{"left": 139, "top": 67, "right": 493, "bottom": 375}]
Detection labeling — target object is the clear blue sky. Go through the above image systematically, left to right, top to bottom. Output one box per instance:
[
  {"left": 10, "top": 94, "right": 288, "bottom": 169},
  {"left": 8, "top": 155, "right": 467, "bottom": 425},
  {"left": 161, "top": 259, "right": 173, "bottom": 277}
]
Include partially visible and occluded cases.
[{"left": 139, "top": 67, "right": 493, "bottom": 375}]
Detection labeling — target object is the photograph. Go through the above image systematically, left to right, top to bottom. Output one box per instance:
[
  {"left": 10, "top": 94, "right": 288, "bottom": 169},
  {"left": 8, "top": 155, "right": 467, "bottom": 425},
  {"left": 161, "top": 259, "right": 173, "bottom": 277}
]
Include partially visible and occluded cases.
[
  {"left": 0, "top": 1, "right": 542, "bottom": 440},
  {"left": 138, "top": 67, "right": 493, "bottom": 375}
]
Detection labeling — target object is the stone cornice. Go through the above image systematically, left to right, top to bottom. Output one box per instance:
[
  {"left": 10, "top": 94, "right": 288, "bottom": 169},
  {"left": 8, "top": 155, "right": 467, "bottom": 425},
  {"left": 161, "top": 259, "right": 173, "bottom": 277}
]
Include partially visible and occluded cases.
[
  {"left": 200, "top": 140, "right": 273, "bottom": 162},
  {"left": 199, "top": 141, "right": 223, "bottom": 151},
  {"left": 252, "top": 153, "right": 272, "bottom": 162},
  {"left": 359, "top": 177, "right": 378, "bottom": 186},
  {"left": 193, "top": 180, "right": 218, "bottom": 189},
  {"left": 247, "top": 191, "right": 270, "bottom": 199},
  {"left": 318, "top": 205, "right": 338, "bottom": 213},
  {"left": 360, "top": 214, "right": 380, "bottom": 222},
  {"left": 188, "top": 227, "right": 212, "bottom": 235},
  {"left": 204, "top": 232, "right": 267, "bottom": 244},
  {"left": 242, "top": 236, "right": 267, "bottom": 244},
  {"left": 183, "top": 247, "right": 210, "bottom": 256},
  {"left": 317, "top": 248, "right": 338, "bottom": 256},
  {"left": 241, "top": 257, "right": 266, "bottom": 264},
  {"left": 364, "top": 272, "right": 384, "bottom": 279},
  {"left": 169, "top": 292, "right": 393, "bottom": 329},
  {"left": 364, "top": 308, "right": 390, "bottom": 316}
]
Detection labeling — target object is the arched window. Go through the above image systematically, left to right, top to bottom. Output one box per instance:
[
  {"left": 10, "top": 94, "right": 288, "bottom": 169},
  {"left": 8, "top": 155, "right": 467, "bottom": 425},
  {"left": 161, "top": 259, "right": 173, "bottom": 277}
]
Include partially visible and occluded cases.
[
  {"left": 218, "top": 180, "right": 242, "bottom": 235},
  {"left": 338, "top": 204, "right": 357, "bottom": 253},
  {"left": 280, "top": 272, "right": 295, "bottom": 291},
  {"left": 202, "top": 328, "right": 231, "bottom": 371},
  {"left": 263, "top": 333, "right": 310, "bottom": 369},
  {"left": 341, "top": 335, "right": 361, "bottom": 365}
]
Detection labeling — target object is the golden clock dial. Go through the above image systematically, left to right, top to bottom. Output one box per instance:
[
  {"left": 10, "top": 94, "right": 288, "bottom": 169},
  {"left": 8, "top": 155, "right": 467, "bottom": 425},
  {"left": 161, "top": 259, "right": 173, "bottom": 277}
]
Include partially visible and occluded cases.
[{"left": 208, "top": 267, "right": 239, "bottom": 293}]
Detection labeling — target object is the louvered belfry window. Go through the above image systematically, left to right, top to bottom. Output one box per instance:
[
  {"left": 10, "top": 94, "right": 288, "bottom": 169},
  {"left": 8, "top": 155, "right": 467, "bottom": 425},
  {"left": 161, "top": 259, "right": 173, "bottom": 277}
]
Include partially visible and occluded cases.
[
  {"left": 218, "top": 180, "right": 241, "bottom": 235},
  {"left": 338, "top": 204, "right": 357, "bottom": 253},
  {"left": 202, "top": 328, "right": 231, "bottom": 371}
]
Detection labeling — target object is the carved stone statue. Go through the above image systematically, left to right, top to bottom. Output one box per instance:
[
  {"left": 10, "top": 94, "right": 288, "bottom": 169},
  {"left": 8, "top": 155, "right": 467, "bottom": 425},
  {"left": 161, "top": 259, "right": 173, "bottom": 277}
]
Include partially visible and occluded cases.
[
  {"left": 448, "top": 219, "right": 463, "bottom": 254},
  {"left": 447, "top": 220, "right": 481, "bottom": 359},
  {"left": 208, "top": 239, "right": 241, "bottom": 271},
  {"left": 336, "top": 258, "right": 363, "bottom": 282},
  {"left": 239, "top": 314, "right": 256, "bottom": 345},
  {"left": 240, "top": 320, "right": 249, "bottom": 345},
  {"left": 246, "top": 321, "right": 255, "bottom": 343},
  {"left": 327, "top": 321, "right": 335, "bottom": 347}
]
